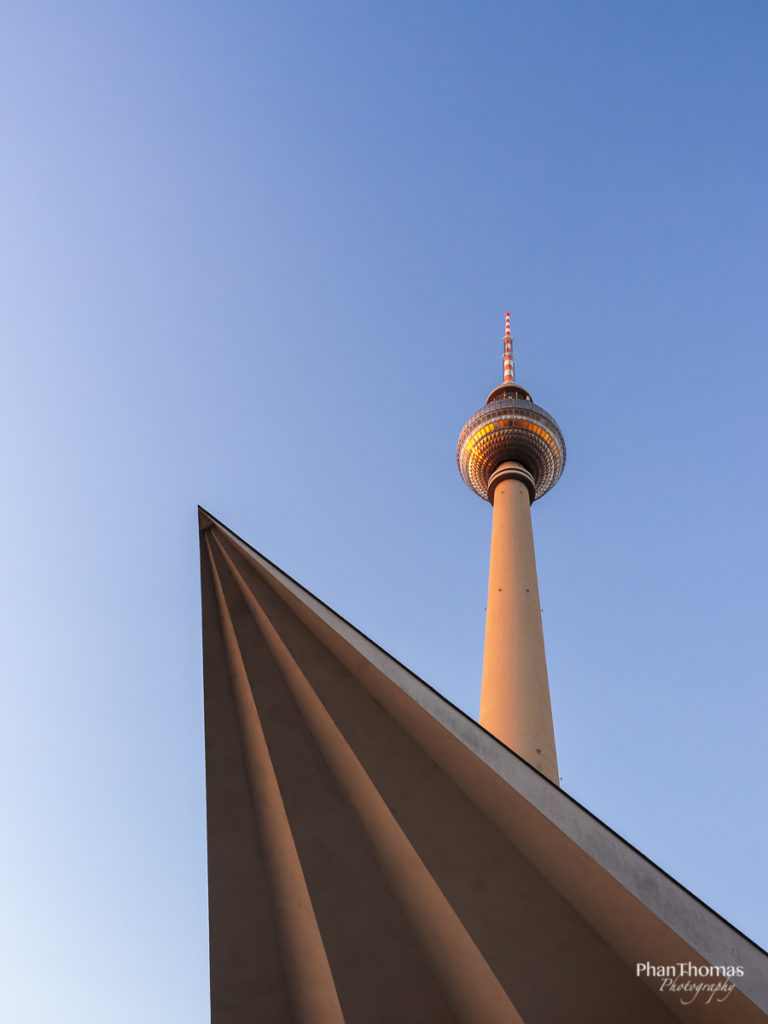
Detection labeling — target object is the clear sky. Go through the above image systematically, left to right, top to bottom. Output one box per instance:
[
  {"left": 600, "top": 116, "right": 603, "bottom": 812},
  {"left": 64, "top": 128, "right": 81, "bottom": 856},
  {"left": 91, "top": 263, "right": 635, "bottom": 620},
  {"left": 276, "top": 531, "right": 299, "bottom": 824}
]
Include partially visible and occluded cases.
[{"left": 1, "top": 2, "right": 766, "bottom": 1020}]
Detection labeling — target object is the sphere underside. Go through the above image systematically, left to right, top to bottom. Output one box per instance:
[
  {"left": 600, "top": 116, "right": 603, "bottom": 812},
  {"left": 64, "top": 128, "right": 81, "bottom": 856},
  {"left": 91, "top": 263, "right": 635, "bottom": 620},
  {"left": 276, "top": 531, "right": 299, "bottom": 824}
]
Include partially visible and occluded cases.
[{"left": 457, "top": 398, "right": 565, "bottom": 502}]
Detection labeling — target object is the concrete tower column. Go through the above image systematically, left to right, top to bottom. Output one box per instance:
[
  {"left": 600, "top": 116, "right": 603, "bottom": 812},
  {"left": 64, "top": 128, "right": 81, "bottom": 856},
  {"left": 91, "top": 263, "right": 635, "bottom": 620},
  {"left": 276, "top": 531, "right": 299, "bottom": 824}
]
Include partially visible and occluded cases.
[
  {"left": 457, "top": 314, "right": 565, "bottom": 786},
  {"left": 480, "top": 461, "right": 558, "bottom": 784}
]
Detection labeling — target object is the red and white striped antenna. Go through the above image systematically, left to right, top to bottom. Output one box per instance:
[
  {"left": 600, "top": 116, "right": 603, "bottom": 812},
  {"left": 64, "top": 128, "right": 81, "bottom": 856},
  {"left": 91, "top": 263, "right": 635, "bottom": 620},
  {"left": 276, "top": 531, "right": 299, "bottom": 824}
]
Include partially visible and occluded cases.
[{"left": 503, "top": 312, "right": 515, "bottom": 383}]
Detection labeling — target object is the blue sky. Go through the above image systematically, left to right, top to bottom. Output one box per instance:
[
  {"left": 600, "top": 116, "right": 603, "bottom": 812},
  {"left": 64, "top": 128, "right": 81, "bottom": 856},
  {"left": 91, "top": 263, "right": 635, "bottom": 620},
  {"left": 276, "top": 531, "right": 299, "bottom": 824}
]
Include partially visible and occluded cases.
[{"left": 1, "top": 2, "right": 766, "bottom": 1020}]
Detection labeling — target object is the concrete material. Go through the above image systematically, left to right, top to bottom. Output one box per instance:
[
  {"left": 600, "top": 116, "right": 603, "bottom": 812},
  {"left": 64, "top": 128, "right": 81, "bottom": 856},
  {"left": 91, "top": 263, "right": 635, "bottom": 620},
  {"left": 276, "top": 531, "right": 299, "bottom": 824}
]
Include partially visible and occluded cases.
[
  {"left": 480, "top": 461, "right": 559, "bottom": 783},
  {"left": 199, "top": 508, "right": 768, "bottom": 1023},
  {"left": 206, "top": 536, "right": 344, "bottom": 1024}
]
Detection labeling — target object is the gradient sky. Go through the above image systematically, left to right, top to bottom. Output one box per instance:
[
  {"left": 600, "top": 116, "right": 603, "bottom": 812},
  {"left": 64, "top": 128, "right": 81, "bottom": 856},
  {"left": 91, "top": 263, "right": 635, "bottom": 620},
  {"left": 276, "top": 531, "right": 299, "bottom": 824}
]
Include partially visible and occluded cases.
[{"left": 1, "top": 3, "right": 766, "bottom": 1021}]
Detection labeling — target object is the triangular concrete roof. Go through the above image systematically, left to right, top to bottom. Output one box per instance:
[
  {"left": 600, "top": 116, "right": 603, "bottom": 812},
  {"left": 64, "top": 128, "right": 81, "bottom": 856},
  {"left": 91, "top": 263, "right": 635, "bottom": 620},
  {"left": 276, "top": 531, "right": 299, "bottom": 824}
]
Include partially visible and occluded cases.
[{"left": 199, "top": 507, "right": 767, "bottom": 1023}]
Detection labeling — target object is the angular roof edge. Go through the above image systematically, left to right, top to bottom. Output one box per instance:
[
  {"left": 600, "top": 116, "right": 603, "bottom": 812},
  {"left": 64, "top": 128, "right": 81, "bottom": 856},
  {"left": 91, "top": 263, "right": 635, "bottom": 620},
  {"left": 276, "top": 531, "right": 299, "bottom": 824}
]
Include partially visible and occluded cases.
[{"left": 198, "top": 506, "right": 768, "bottom": 1015}]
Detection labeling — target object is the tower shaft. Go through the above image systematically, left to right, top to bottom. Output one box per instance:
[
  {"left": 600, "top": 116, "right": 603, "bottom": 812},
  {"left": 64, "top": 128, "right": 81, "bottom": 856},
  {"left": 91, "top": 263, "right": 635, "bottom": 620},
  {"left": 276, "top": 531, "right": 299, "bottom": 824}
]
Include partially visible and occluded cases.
[{"left": 480, "top": 463, "right": 559, "bottom": 784}]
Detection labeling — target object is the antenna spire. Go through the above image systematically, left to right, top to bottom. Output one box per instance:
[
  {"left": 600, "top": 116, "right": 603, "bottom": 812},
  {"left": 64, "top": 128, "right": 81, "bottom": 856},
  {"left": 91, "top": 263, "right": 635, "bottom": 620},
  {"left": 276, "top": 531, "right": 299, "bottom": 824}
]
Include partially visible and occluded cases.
[{"left": 503, "top": 312, "right": 515, "bottom": 383}]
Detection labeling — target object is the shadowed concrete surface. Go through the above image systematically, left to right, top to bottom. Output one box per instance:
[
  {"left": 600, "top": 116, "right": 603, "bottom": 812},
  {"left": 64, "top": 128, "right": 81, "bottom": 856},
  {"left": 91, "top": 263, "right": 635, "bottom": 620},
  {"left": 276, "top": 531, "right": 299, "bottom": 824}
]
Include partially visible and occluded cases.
[{"left": 199, "top": 508, "right": 768, "bottom": 1024}]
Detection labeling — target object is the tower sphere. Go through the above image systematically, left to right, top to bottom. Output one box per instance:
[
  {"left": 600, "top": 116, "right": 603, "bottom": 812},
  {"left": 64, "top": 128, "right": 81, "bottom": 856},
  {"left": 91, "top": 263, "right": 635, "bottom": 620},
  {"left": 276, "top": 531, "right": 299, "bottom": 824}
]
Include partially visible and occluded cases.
[{"left": 456, "top": 319, "right": 566, "bottom": 502}]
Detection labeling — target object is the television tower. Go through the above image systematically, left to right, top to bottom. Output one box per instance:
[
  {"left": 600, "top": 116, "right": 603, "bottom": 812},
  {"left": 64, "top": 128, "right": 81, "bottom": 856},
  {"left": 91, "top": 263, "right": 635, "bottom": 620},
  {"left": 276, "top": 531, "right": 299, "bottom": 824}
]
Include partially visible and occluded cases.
[{"left": 457, "top": 313, "right": 565, "bottom": 784}]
